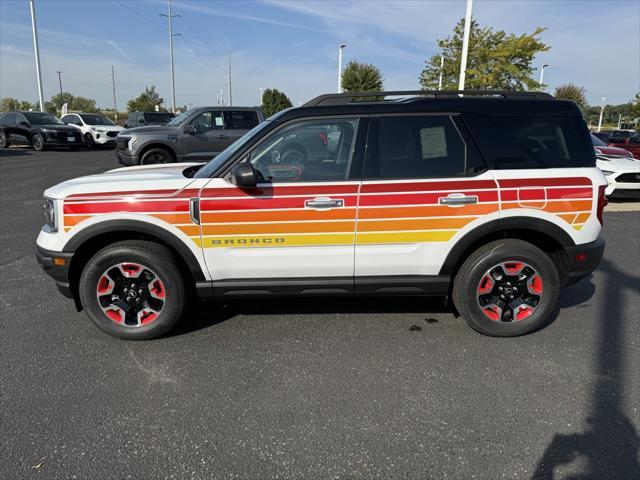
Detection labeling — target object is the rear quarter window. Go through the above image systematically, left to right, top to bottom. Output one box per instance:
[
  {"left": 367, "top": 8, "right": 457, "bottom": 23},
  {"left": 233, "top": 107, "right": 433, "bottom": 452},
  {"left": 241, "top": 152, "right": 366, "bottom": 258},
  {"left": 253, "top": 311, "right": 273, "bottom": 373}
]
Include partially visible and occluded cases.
[
  {"left": 224, "top": 110, "right": 260, "bottom": 130},
  {"left": 464, "top": 113, "right": 595, "bottom": 169}
]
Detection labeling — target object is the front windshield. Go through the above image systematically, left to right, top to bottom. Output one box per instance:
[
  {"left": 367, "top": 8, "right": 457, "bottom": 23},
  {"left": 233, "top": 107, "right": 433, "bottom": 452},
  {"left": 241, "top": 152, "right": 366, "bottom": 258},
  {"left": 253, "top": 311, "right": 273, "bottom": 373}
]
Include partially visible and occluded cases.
[
  {"left": 167, "top": 109, "right": 197, "bottom": 126},
  {"left": 23, "top": 112, "right": 63, "bottom": 125},
  {"left": 81, "top": 114, "right": 115, "bottom": 126},
  {"left": 195, "top": 121, "right": 273, "bottom": 178},
  {"left": 591, "top": 134, "right": 607, "bottom": 146}
]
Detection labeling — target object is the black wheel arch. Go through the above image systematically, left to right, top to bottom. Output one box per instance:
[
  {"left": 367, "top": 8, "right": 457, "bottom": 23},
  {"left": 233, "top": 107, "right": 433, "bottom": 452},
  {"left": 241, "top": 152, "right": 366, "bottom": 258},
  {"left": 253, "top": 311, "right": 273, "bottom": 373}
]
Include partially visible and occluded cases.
[
  {"left": 138, "top": 143, "right": 177, "bottom": 163},
  {"left": 440, "top": 217, "right": 575, "bottom": 285}
]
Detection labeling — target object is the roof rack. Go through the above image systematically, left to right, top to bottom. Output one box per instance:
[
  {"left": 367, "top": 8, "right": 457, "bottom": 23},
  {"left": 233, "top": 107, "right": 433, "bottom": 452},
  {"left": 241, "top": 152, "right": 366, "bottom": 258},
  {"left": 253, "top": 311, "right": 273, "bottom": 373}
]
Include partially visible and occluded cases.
[{"left": 303, "top": 90, "right": 553, "bottom": 107}]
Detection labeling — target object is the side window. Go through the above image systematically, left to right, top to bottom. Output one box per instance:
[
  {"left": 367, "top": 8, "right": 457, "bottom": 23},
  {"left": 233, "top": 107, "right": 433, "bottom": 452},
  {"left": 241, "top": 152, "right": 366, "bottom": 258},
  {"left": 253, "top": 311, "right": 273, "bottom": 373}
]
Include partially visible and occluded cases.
[
  {"left": 224, "top": 110, "right": 259, "bottom": 129},
  {"left": 191, "top": 111, "right": 223, "bottom": 133},
  {"left": 1, "top": 113, "right": 16, "bottom": 126},
  {"left": 61, "top": 115, "right": 71, "bottom": 124},
  {"left": 366, "top": 115, "right": 467, "bottom": 179},
  {"left": 73, "top": 116, "right": 83, "bottom": 126},
  {"left": 248, "top": 118, "right": 358, "bottom": 182}
]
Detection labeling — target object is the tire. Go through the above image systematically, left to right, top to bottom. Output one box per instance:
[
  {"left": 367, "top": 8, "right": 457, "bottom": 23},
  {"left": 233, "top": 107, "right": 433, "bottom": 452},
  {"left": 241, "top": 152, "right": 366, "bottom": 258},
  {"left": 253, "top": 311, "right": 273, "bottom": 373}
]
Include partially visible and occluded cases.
[
  {"left": 0, "top": 131, "right": 9, "bottom": 148},
  {"left": 32, "top": 133, "right": 45, "bottom": 151},
  {"left": 84, "top": 133, "right": 95, "bottom": 149},
  {"left": 140, "top": 147, "right": 173, "bottom": 165},
  {"left": 452, "top": 239, "right": 559, "bottom": 337},
  {"left": 79, "top": 240, "right": 187, "bottom": 340}
]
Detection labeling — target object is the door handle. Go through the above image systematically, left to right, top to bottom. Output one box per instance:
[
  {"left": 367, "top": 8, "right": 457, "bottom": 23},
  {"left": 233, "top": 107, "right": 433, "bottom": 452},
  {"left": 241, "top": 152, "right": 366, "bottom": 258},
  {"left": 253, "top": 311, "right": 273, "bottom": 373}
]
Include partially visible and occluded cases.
[
  {"left": 217, "top": 134, "right": 228, "bottom": 139},
  {"left": 438, "top": 193, "right": 478, "bottom": 206},
  {"left": 305, "top": 197, "right": 344, "bottom": 209}
]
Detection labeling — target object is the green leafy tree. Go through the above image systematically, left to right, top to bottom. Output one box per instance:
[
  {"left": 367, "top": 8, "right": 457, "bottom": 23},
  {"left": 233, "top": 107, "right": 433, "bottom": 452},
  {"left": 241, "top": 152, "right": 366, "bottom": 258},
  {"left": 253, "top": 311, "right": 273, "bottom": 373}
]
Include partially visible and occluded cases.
[
  {"left": 420, "top": 18, "right": 550, "bottom": 91},
  {"left": 341, "top": 61, "right": 384, "bottom": 94},
  {"left": 554, "top": 83, "right": 588, "bottom": 113},
  {"left": 127, "top": 85, "right": 166, "bottom": 112},
  {"left": 261, "top": 88, "right": 293, "bottom": 118},
  {"left": 50, "top": 92, "right": 98, "bottom": 112},
  {"left": 0, "top": 97, "right": 20, "bottom": 112},
  {"left": 18, "top": 100, "right": 33, "bottom": 110}
]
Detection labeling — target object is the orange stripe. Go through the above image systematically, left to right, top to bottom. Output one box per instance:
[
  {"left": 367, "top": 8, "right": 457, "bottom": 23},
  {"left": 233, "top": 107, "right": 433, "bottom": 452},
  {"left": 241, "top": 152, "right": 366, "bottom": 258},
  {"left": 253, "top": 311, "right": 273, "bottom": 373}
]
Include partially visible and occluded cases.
[
  {"left": 502, "top": 200, "right": 592, "bottom": 213},
  {"left": 359, "top": 203, "right": 498, "bottom": 219},
  {"left": 200, "top": 208, "right": 356, "bottom": 223},
  {"left": 574, "top": 212, "right": 590, "bottom": 223},
  {"left": 150, "top": 213, "right": 193, "bottom": 224},
  {"left": 558, "top": 213, "right": 577, "bottom": 223},
  {"left": 63, "top": 215, "right": 93, "bottom": 226},
  {"left": 357, "top": 217, "right": 475, "bottom": 231},
  {"left": 183, "top": 221, "right": 357, "bottom": 236}
]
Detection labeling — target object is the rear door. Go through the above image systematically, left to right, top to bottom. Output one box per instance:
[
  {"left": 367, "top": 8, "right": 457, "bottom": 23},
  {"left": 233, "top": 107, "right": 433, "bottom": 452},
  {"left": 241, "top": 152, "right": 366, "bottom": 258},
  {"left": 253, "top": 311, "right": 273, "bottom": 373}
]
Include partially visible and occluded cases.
[
  {"left": 1, "top": 113, "right": 17, "bottom": 141},
  {"left": 355, "top": 114, "right": 496, "bottom": 291}
]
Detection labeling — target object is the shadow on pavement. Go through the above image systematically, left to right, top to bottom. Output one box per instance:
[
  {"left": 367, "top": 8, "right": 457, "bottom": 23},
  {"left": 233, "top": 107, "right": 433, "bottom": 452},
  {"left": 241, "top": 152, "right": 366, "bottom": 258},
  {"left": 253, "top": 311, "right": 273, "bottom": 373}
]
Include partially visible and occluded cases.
[
  {"left": 0, "top": 148, "right": 33, "bottom": 157},
  {"left": 532, "top": 258, "right": 640, "bottom": 479}
]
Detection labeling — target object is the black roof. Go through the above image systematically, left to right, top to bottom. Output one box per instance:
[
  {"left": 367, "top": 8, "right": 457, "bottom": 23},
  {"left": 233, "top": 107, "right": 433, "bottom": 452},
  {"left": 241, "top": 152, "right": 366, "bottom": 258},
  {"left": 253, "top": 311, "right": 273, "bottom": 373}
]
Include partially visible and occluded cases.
[{"left": 275, "top": 90, "right": 582, "bottom": 123}]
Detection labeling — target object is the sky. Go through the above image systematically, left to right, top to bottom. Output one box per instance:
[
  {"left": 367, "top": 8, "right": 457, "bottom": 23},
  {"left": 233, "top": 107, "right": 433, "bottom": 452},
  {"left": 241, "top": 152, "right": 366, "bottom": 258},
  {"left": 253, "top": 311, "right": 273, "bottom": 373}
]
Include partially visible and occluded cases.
[{"left": 0, "top": 0, "right": 638, "bottom": 110}]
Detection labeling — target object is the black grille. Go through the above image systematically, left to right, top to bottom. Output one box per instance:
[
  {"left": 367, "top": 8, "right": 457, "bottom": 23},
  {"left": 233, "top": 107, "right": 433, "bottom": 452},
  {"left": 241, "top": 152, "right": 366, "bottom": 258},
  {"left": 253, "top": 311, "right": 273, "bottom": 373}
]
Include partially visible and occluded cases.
[
  {"left": 107, "top": 131, "right": 118, "bottom": 138},
  {"left": 116, "top": 136, "right": 130, "bottom": 149},
  {"left": 617, "top": 172, "right": 640, "bottom": 183}
]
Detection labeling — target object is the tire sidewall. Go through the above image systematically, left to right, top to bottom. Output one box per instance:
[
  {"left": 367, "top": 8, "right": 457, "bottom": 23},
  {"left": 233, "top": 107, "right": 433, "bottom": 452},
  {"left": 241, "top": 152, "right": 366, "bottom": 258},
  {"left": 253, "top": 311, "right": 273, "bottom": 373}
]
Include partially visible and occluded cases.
[
  {"left": 0, "top": 131, "right": 7, "bottom": 148},
  {"left": 84, "top": 132, "right": 95, "bottom": 148},
  {"left": 32, "top": 133, "right": 45, "bottom": 151},
  {"left": 141, "top": 148, "right": 172, "bottom": 165},
  {"left": 455, "top": 242, "right": 559, "bottom": 337},
  {"left": 79, "top": 245, "right": 185, "bottom": 340}
]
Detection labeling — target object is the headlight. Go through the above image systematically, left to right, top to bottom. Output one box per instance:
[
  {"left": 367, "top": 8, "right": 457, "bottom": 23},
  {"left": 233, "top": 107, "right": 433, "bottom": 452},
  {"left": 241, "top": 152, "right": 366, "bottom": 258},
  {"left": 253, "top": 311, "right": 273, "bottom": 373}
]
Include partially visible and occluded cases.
[
  {"left": 91, "top": 127, "right": 106, "bottom": 133},
  {"left": 41, "top": 128, "right": 56, "bottom": 134},
  {"left": 128, "top": 137, "right": 138, "bottom": 149},
  {"left": 601, "top": 170, "right": 615, "bottom": 176},
  {"left": 43, "top": 197, "right": 58, "bottom": 232}
]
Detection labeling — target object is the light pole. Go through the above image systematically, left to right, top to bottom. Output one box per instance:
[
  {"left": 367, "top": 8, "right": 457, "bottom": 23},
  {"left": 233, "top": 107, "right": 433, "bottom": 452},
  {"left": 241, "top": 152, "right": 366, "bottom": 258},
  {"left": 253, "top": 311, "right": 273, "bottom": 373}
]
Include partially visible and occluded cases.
[
  {"left": 29, "top": 0, "right": 44, "bottom": 112},
  {"left": 160, "top": 0, "right": 179, "bottom": 113},
  {"left": 458, "top": 0, "right": 473, "bottom": 91},
  {"left": 337, "top": 44, "right": 346, "bottom": 93},
  {"left": 227, "top": 50, "right": 232, "bottom": 106},
  {"left": 438, "top": 55, "right": 445, "bottom": 90},
  {"left": 539, "top": 64, "right": 549, "bottom": 88},
  {"left": 111, "top": 66, "right": 118, "bottom": 123},
  {"left": 56, "top": 71, "right": 63, "bottom": 110},
  {"left": 259, "top": 87, "right": 263, "bottom": 105},
  {"left": 597, "top": 97, "right": 606, "bottom": 133}
]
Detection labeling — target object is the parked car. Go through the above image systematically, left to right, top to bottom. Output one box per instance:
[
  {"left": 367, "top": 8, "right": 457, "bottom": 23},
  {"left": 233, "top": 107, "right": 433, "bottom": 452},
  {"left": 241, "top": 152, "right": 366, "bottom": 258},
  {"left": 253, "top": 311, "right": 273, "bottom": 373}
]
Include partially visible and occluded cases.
[
  {"left": 37, "top": 90, "right": 606, "bottom": 340},
  {"left": 116, "top": 106, "right": 263, "bottom": 165},
  {"left": 0, "top": 111, "right": 83, "bottom": 151},
  {"left": 124, "top": 111, "right": 175, "bottom": 128},
  {"left": 61, "top": 113, "right": 123, "bottom": 148},
  {"left": 591, "top": 130, "right": 640, "bottom": 159},
  {"left": 591, "top": 133, "right": 634, "bottom": 159},
  {"left": 597, "top": 155, "right": 640, "bottom": 198}
]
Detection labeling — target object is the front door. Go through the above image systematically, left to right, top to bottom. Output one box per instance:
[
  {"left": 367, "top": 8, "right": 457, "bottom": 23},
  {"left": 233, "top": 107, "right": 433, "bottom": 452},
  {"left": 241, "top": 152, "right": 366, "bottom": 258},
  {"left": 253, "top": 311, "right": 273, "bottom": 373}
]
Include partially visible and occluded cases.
[
  {"left": 181, "top": 110, "right": 226, "bottom": 160},
  {"left": 197, "top": 116, "right": 367, "bottom": 290}
]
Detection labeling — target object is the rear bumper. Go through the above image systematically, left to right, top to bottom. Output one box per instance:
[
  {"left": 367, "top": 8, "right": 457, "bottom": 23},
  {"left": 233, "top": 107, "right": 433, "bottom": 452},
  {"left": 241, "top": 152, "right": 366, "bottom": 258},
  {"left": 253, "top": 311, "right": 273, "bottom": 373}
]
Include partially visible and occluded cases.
[
  {"left": 564, "top": 237, "right": 605, "bottom": 285},
  {"left": 35, "top": 245, "right": 74, "bottom": 299}
]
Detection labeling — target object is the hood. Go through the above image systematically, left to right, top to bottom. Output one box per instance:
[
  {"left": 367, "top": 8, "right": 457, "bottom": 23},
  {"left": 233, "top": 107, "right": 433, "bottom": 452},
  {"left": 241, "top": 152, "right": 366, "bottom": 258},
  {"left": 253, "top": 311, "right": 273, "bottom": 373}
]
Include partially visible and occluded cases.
[
  {"left": 121, "top": 125, "right": 180, "bottom": 135},
  {"left": 594, "top": 145, "right": 633, "bottom": 157},
  {"left": 596, "top": 155, "right": 640, "bottom": 172},
  {"left": 44, "top": 162, "right": 205, "bottom": 199}
]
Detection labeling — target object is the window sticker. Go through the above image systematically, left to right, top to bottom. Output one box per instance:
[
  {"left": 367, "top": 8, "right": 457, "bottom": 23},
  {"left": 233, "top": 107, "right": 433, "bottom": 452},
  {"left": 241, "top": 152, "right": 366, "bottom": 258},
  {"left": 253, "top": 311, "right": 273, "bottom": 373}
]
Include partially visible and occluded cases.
[
  {"left": 215, "top": 116, "right": 224, "bottom": 127},
  {"left": 419, "top": 126, "right": 447, "bottom": 159}
]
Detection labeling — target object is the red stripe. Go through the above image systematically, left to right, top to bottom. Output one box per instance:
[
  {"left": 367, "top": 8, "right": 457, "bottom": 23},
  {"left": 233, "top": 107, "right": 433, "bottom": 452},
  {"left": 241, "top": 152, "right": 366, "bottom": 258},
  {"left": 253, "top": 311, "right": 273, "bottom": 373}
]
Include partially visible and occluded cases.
[
  {"left": 497, "top": 177, "right": 592, "bottom": 188},
  {"left": 361, "top": 180, "right": 496, "bottom": 193},
  {"left": 201, "top": 184, "right": 359, "bottom": 198},
  {"left": 501, "top": 187, "right": 593, "bottom": 202},
  {"left": 66, "top": 188, "right": 200, "bottom": 201},
  {"left": 359, "top": 190, "right": 498, "bottom": 207},
  {"left": 200, "top": 196, "right": 358, "bottom": 211},
  {"left": 63, "top": 200, "right": 189, "bottom": 214}
]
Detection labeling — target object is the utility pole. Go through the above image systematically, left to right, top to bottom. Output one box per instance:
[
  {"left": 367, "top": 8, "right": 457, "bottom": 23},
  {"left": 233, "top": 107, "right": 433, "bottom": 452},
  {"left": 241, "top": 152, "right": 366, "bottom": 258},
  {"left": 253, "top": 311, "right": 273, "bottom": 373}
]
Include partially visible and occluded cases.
[
  {"left": 29, "top": 0, "right": 44, "bottom": 112},
  {"left": 160, "top": 0, "right": 179, "bottom": 113},
  {"left": 458, "top": 0, "right": 473, "bottom": 91},
  {"left": 337, "top": 44, "right": 346, "bottom": 93},
  {"left": 227, "top": 50, "right": 232, "bottom": 107},
  {"left": 438, "top": 55, "right": 444, "bottom": 90},
  {"left": 539, "top": 64, "right": 549, "bottom": 88},
  {"left": 111, "top": 66, "right": 118, "bottom": 123},
  {"left": 56, "top": 70, "right": 63, "bottom": 110},
  {"left": 259, "top": 87, "right": 263, "bottom": 106},
  {"left": 597, "top": 97, "right": 606, "bottom": 133}
]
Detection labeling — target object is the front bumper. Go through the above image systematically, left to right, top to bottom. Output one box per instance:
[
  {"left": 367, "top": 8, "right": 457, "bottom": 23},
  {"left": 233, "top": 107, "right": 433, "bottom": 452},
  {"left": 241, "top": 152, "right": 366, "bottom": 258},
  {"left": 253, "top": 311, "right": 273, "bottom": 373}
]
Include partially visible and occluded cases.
[
  {"left": 116, "top": 150, "right": 138, "bottom": 166},
  {"left": 564, "top": 237, "right": 605, "bottom": 286},
  {"left": 35, "top": 245, "right": 74, "bottom": 299}
]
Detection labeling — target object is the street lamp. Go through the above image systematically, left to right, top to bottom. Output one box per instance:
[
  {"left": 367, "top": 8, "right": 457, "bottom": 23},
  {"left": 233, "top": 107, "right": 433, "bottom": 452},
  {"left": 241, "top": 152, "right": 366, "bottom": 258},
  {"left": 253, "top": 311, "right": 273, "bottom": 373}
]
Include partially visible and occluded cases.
[
  {"left": 458, "top": 0, "right": 473, "bottom": 91},
  {"left": 337, "top": 44, "right": 346, "bottom": 93},
  {"left": 438, "top": 55, "right": 445, "bottom": 90},
  {"left": 539, "top": 64, "right": 549, "bottom": 88},
  {"left": 597, "top": 97, "right": 606, "bottom": 133}
]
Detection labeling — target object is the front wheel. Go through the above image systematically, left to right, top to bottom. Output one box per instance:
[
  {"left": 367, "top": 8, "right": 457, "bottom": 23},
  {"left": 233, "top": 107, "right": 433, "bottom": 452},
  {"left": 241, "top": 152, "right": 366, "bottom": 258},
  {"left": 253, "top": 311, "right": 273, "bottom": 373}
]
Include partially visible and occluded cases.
[
  {"left": 0, "top": 131, "right": 9, "bottom": 148},
  {"left": 32, "top": 133, "right": 45, "bottom": 151},
  {"left": 84, "top": 133, "right": 95, "bottom": 148},
  {"left": 140, "top": 148, "right": 172, "bottom": 165},
  {"left": 452, "top": 239, "right": 559, "bottom": 337},
  {"left": 79, "top": 240, "right": 187, "bottom": 340}
]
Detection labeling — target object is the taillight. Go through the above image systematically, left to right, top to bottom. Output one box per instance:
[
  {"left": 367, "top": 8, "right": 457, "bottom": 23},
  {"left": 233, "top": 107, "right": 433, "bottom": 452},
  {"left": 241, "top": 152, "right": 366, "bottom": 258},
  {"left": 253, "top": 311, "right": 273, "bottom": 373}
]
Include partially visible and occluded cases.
[{"left": 596, "top": 185, "right": 607, "bottom": 225}]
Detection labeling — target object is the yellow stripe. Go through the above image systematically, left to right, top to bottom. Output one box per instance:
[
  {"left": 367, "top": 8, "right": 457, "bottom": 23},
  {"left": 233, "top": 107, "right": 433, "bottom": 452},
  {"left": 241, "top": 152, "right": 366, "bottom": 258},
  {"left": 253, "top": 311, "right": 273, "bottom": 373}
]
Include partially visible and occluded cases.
[
  {"left": 356, "top": 230, "right": 456, "bottom": 244},
  {"left": 195, "top": 233, "right": 355, "bottom": 248}
]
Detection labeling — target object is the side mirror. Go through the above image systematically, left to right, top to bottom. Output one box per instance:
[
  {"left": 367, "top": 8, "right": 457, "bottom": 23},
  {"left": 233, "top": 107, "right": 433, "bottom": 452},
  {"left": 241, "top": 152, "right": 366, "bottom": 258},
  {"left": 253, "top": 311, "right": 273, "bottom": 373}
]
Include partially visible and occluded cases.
[
  {"left": 138, "top": 119, "right": 145, "bottom": 124},
  {"left": 183, "top": 124, "right": 196, "bottom": 135},
  {"left": 230, "top": 162, "right": 258, "bottom": 188}
]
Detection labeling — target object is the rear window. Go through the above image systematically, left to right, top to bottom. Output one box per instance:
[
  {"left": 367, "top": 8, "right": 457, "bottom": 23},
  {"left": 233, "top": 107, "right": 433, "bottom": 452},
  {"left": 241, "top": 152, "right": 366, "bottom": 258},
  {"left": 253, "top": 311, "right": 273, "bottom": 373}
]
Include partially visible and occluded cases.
[
  {"left": 224, "top": 110, "right": 259, "bottom": 130},
  {"left": 144, "top": 113, "right": 174, "bottom": 123},
  {"left": 464, "top": 114, "right": 595, "bottom": 169}
]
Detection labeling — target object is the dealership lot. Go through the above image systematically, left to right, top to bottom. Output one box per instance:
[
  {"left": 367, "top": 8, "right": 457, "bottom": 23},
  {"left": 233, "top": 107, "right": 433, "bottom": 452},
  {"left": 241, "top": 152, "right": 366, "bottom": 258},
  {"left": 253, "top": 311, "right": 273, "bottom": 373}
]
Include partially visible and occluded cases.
[{"left": 1, "top": 148, "right": 639, "bottom": 478}]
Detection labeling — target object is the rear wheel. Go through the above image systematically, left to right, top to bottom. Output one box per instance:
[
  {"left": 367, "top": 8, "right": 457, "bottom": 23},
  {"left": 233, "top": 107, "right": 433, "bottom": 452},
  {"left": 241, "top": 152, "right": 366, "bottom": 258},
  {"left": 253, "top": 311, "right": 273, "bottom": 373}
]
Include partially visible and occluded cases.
[
  {"left": 0, "top": 131, "right": 9, "bottom": 148},
  {"left": 31, "top": 133, "right": 45, "bottom": 151},
  {"left": 140, "top": 147, "right": 173, "bottom": 165},
  {"left": 452, "top": 239, "right": 559, "bottom": 337},
  {"left": 79, "top": 240, "right": 187, "bottom": 340}
]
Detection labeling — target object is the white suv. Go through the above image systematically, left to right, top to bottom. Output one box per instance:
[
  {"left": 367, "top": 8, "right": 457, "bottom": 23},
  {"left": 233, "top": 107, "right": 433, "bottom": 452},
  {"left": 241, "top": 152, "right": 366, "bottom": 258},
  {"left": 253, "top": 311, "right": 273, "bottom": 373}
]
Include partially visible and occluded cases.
[{"left": 61, "top": 113, "right": 123, "bottom": 148}]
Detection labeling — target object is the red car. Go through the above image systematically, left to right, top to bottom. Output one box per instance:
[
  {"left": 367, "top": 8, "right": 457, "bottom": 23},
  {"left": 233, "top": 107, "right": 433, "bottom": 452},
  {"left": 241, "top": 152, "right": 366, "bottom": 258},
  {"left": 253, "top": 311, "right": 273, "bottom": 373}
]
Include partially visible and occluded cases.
[
  {"left": 592, "top": 131, "right": 640, "bottom": 159},
  {"left": 591, "top": 134, "right": 636, "bottom": 159}
]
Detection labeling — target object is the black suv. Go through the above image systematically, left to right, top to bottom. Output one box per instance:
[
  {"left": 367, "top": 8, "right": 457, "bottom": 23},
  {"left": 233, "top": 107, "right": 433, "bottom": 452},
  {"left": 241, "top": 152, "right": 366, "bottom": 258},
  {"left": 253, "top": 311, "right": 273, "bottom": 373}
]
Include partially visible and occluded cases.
[
  {"left": 0, "top": 111, "right": 83, "bottom": 151},
  {"left": 124, "top": 111, "right": 175, "bottom": 128}
]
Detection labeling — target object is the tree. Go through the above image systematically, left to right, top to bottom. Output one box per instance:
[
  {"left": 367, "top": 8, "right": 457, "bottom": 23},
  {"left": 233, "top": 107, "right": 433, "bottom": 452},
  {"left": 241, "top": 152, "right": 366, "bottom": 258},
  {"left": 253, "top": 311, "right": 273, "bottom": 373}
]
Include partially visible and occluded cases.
[
  {"left": 420, "top": 18, "right": 550, "bottom": 91},
  {"left": 341, "top": 61, "right": 384, "bottom": 94},
  {"left": 554, "top": 83, "right": 588, "bottom": 112},
  {"left": 127, "top": 86, "right": 166, "bottom": 112},
  {"left": 261, "top": 88, "right": 293, "bottom": 118},
  {"left": 50, "top": 92, "right": 98, "bottom": 112},
  {"left": 0, "top": 97, "right": 20, "bottom": 112}
]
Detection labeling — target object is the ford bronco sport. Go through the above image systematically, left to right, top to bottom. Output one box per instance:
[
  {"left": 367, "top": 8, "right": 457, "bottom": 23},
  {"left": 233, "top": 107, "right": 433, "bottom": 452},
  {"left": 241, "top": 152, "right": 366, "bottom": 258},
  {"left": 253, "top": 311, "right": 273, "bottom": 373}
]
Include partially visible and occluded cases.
[{"left": 36, "top": 91, "right": 606, "bottom": 340}]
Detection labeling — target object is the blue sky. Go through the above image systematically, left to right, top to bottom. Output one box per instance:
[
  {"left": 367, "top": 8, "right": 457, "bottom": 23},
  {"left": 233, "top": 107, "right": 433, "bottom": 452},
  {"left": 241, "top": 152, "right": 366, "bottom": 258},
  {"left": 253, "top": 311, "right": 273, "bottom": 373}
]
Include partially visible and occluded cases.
[{"left": 1, "top": 0, "right": 638, "bottom": 109}]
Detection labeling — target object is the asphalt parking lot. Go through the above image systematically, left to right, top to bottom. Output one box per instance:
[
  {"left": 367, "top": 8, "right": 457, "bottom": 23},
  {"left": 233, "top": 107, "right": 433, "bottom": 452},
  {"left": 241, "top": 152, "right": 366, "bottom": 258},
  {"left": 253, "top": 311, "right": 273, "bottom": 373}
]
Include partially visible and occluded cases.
[{"left": 1, "top": 147, "right": 639, "bottom": 479}]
